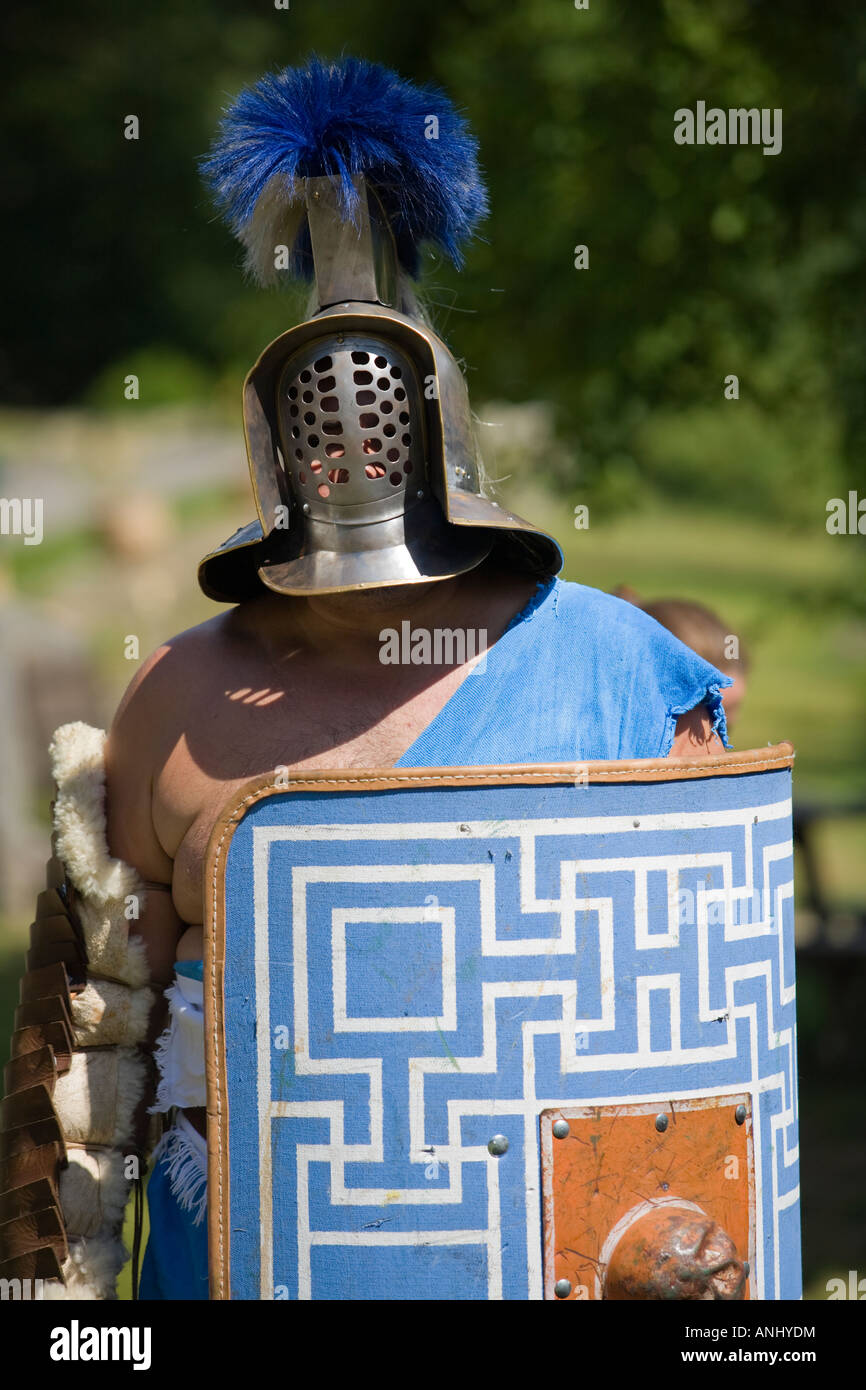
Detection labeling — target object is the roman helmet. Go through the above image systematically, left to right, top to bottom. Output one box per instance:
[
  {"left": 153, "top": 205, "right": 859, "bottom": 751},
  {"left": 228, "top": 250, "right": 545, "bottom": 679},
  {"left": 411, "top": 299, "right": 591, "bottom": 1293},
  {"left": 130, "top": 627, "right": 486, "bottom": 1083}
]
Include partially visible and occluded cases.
[{"left": 197, "top": 56, "right": 562, "bottom": 602}]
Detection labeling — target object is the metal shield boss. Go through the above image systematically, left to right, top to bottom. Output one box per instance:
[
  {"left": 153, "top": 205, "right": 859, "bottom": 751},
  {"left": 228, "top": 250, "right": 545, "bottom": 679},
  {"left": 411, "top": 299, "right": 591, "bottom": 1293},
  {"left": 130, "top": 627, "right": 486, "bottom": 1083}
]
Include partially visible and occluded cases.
[{"left": 205, "top": 747, "right": 800, "bottom": 1300}]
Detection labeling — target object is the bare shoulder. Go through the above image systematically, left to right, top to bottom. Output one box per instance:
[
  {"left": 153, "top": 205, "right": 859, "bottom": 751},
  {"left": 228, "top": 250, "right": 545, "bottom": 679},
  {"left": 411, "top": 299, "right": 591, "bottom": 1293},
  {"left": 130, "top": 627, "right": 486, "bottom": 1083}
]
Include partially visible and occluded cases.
[
  {"left": 104, "top": 611, "right": 240, "bottom": 878},
  {"left": 111, "top": 613, "right": 239, "bottom": 748}
]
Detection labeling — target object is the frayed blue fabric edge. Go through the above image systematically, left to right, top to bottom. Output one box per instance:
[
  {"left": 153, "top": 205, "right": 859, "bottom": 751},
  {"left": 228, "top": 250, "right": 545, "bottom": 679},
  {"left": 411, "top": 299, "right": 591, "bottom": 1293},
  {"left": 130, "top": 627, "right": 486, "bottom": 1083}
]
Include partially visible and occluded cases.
[
  {"left": 504, "top": 576, "right": 558, "bottom": 635},
  {"left": 662, "top": 679, "right": 733, "bottom": 758},
  {"left": 151, "top": 1124, "right": 208, "bottom": 1227}
]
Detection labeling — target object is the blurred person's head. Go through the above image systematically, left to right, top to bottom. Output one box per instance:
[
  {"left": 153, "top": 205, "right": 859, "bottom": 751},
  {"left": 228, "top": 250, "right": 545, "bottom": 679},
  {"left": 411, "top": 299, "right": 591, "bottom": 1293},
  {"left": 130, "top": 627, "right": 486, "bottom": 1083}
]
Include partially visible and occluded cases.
[{"left": 615, "top": 590, "right": 750, "bottom": 729}]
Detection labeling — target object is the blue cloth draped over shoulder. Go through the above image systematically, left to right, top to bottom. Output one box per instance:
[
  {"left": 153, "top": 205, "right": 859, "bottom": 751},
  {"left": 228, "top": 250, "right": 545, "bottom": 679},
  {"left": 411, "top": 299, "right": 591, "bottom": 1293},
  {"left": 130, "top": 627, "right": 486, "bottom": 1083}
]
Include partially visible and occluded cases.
[
  {"left": 139, "top": 576, "right": 731, "bottom": 1299},
  {"left": 396, "top": 577, "right": 730, "bottom": 766}
]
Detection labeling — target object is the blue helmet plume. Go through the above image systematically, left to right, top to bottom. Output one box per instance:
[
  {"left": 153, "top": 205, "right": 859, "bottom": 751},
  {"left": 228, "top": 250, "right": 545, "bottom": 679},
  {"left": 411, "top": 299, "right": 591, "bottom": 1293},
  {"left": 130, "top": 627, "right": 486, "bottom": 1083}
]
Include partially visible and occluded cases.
[{"left": 202, "top": 55, "right": 488, "bottom": 283}]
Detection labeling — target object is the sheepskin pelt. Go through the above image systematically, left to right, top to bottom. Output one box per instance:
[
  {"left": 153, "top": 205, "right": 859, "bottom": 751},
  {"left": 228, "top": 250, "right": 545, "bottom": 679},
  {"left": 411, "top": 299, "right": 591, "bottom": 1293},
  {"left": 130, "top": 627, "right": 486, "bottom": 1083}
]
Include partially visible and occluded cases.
[
  {"left": 40, "top": 722, "right": 158, "bottom": 1300},
  {"left": 49, "top": 722, "right": 150, "bottom": 989},
  {"left": 43, "top": 1235, "right": 129, "bottom": 1301}
]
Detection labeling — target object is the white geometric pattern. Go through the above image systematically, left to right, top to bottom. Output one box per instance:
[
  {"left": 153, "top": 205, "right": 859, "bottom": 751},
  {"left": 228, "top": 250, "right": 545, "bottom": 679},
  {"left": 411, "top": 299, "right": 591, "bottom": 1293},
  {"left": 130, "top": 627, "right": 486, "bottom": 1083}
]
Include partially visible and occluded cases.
[{"left": 224, "top": 788, "right": 799, "bottom": 1300}]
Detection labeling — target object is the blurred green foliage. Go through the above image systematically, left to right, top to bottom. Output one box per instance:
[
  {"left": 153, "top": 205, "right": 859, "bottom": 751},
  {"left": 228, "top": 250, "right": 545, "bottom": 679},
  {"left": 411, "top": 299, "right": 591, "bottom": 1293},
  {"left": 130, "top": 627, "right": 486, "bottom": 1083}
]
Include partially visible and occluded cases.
[
  {"left": 1, "top": 0, "right": 863, "bottom": 528},
  {"left": 86, "top": 347, "right": 212, "bottom": 409},
  {"left": 508, "top": 488, "right": 866, "bottom": 799}
]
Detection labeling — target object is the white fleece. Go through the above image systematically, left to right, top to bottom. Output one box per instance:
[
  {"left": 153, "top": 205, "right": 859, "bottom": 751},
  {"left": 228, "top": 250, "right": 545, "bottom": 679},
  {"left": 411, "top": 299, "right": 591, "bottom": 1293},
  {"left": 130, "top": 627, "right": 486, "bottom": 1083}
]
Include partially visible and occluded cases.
[
  {"left": 49, "top": 721, "right": 150, "bottom": 989},
  {"left": 39, "top": 722, "right": 157, "bottom": 1300}
]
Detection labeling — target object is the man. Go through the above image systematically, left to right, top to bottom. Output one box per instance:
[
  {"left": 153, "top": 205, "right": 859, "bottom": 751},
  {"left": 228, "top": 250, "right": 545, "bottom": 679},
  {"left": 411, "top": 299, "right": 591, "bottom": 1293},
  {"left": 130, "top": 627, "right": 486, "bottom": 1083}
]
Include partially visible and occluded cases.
[
  {"left": 0, "top": 56, "right": 730, "bottom": 1299},
  {"left": 115, "top": 589, "right": 728, "bottom": 1299}
]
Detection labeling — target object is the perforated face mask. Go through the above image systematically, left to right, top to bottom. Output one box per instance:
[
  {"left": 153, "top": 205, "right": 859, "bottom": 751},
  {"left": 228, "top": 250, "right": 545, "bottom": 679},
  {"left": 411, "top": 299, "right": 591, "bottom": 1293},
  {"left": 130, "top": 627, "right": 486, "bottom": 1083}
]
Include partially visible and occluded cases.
[{"left": 278, "top": 336, "right": 427, "bottom": 528}]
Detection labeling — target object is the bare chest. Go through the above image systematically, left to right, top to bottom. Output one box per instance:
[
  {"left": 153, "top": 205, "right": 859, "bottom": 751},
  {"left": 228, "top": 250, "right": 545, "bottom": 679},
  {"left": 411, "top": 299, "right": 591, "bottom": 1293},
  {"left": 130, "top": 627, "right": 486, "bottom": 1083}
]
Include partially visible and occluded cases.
[{"left": 156, "top": 658, "right": 472, "bottom": 925}]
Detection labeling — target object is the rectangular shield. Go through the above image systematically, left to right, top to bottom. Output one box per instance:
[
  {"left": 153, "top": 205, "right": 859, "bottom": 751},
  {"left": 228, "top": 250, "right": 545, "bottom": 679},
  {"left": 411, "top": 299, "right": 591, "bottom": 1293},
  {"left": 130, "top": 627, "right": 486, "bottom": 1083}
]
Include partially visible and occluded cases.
[{"left": 204, "top": 746, "right": 800, "bottom": 1300}]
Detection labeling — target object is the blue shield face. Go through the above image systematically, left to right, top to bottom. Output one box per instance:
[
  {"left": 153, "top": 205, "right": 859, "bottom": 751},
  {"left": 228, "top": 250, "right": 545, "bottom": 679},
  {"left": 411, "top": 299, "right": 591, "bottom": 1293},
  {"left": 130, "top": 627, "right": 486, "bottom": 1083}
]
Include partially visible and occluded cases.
[{"left": 206, "top": 761, "right": 800, "bottom": 1300}]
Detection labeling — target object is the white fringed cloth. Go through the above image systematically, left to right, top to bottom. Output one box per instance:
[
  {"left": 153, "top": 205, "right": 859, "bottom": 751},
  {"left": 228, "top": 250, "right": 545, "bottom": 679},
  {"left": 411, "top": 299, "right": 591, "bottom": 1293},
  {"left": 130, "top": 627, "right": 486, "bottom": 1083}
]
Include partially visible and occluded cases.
[{"left": 149, "top": 972, "right": 208, "bottom": 1225}]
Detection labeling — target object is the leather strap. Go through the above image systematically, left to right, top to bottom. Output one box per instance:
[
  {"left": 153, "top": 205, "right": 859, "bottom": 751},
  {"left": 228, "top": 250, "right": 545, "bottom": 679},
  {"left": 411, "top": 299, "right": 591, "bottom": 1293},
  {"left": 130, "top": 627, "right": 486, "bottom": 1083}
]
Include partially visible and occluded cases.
[
  {"left": 0, "top": 852, "right": 93, "bottom": 1287},
  {"left": 45, "top": 853, "right": 67, "bottom": 890},
  {"left": 29, "top": 887, "right": 86, "bottom": 980},
  {"left": 35, "top": 889, "right": 72, "bottom": 922},
  {"left": 30, "top": 908, "right": 79, "bottom": 945},
  {"left": 26, "top": 940, "right": 83, "bottom": 974},
  {"left": 20, "top": 962, "right": 74, "bottom": 1010},
  {"left": 15, "top": 967, "right": 77, "bottom": 1073},
  {"left": 15, "top": 996, "right": 74, "bottom": 1032},
  {"left": 11, "top": 1023, "right": 73, "bottom": 1072},
  {"left": 4, "top": 1047, "right": 58, "bottom": 1098},
  {"left": 1, "top": 1083, "right": 66, "bottom": 1164},
  {"left": 2, "top": 1083, "right": 59, "bottom": 1132},
  {"left": 1, "top": 1119, "right": 66, "bottom": 1162},
  {"left": 0, "top": 1143, "right": 63, "bottom": 1195},
  {"left": 131, "top": 1169, "right": 145, "bottom": 1300},
  {"left": 0, "top": 1176, "right": 57, "bottom": 1224},
  {"left": 0, "top": 1206, "right": 67, "bottom": 1262},
  {"left": 0, "top": 1245, "right": 65, "bottom": 1283}
]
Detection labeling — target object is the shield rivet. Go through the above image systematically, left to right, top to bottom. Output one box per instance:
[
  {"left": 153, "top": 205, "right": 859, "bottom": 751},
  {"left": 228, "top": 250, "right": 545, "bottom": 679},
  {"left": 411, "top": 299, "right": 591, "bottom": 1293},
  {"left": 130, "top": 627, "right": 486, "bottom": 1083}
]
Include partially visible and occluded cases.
[
  {"left": 302, "top": 503, "right": 310, "bottom": 514},
  {"left": 735, "top": 1104, "right": 747, "bottom": 1125},
  {"left": 655, "top": 1114, "right": 669, "bottom": 1133},
  {"left": 552, "top": 1119, "right": 570, "bottom": 1140},
  {"left": 488, "top": 1134, "right": 509, "bottom": 1156},
  {"left": 554, "top": 1279, "right": 572, "bottom": 1299}
]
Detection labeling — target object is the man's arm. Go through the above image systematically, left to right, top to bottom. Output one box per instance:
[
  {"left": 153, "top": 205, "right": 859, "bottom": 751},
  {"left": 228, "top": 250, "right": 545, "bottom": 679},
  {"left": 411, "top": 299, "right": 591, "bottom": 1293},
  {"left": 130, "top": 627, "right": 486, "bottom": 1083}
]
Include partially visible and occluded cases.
[
  {"left": 104, "top": 648, "right": 187, "bottom": 994},
  {"left": 668, "top": 705, "right": 725, "bottom": 758}
]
